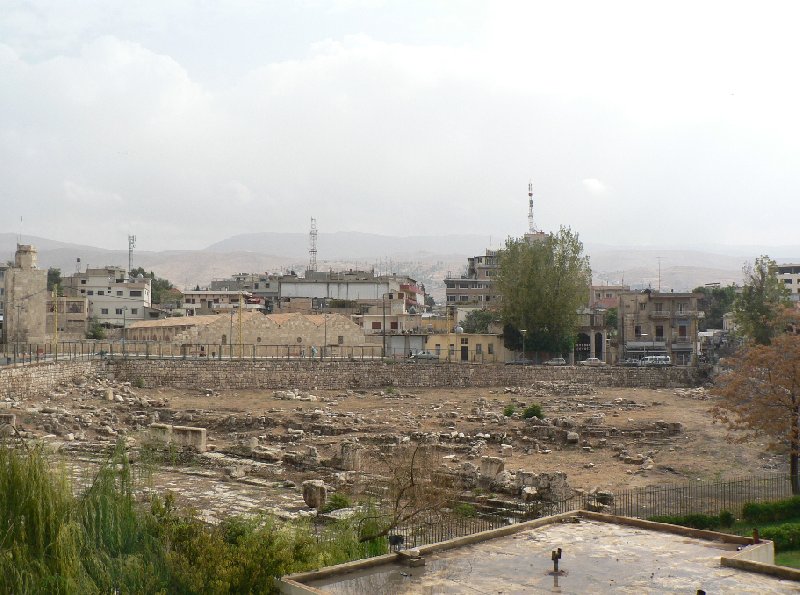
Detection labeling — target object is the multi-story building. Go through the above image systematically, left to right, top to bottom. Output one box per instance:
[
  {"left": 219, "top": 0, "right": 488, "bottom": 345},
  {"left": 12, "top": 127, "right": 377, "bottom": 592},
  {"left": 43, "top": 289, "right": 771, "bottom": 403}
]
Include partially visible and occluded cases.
[
  {"left": 2, "top": 244, "right": 48, "bottom": 344},
  {"left": 444, "top": 249, "right": 502, "bottom": 307},
  {"left": 776, "top": 263, "right": 800, "bottom": 302},
  {"left": 62, "top": 266, "right": 152, "bottom": 327},
  {"left": 209, "top": 273, "right": 280, "bottom": 311},
  {"left": 589, "top": 285, "right": 630, "bottom": 310},
  {"left": 618, "top": 289, "right": 703, "bottom": 365},
  {"left": 181, "top": 290, "right": 264, "bottom": 315},
  {"left": 46, "top": 296, "right": 89, "bottom": 340}
]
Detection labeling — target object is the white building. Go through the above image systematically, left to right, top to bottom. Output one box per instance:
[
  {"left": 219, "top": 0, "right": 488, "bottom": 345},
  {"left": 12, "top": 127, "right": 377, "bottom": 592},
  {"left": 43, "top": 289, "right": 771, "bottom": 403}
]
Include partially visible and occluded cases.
[
  {"left": 776, "top": 263, "right": 800, "bottom": 302},
  {"left": 63, "top": 266, "right": 151, "bottom": 327},
  {"left": 182, "top": 290, "right": 264, "bottom": 315}
]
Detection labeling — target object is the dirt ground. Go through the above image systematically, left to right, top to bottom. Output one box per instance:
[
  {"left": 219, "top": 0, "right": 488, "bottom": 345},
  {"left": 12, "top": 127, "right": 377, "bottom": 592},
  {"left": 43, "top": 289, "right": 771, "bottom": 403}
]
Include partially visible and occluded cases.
[{"left": 156, "top": 383, "right": 783, "bottom": 492}]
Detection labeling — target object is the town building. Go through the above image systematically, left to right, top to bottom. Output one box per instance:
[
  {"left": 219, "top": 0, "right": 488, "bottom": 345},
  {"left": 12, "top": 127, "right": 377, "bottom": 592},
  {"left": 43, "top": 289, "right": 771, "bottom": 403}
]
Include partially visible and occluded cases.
[
  {"left": 2, "top": 244, "right": 48, "bottom": 345},
  {"left": 444, "top": 249, "right": 502, "bottom": 307},
  {"left": 776, "top": 263, "right": 800, "bottom": 302},
  {"left": 62, "top": 266, "right": 152, "bottom": 328},
  {"left": 209, "top": 273, "right": 280, "bottom": 311},
  {"left": 589, "top": 284, "right": 630, "bottom": 310},
  {"left": 618, "top": 289, "right": 703, "bottom": 365},
  {"left": 181, "top": 290, "right": 265, "bottom": 315},
  {"left": 46, "top": 295, "right": 89, "bottom": 341},
  {"left": 421, "top": 331, "right": 509, "bottom": 363}
]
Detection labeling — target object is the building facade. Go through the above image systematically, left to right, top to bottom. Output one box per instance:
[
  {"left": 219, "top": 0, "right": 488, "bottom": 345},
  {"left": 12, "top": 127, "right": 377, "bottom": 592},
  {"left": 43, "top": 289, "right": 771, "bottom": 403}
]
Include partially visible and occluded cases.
[
  {"left": 2, "top": 244, "right": 48, "bottom": 345},
  {"left": 444, "top": 249, "right": 502, "bottom": 307},
  {"left": 776, "top": 263, "right": 800, "bottom": 302},
  {"left": 62, "top": 266, "right": 152, "bottom": 327},
  {"left": 619, "top": 289, "right": 703, "bottom": 365}
]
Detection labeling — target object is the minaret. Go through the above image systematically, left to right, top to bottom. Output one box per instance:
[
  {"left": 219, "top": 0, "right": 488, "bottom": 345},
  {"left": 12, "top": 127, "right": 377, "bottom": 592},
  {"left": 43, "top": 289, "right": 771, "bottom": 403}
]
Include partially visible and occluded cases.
[{"left": 308, "top": 217, "right": 318, "bottom": 273}]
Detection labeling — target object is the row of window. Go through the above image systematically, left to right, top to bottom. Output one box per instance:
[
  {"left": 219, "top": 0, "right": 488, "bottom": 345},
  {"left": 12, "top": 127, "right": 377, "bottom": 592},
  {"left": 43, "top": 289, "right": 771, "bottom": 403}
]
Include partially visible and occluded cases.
[
  {"left": 81, "top": 289, "right": 143, "bottom": 297},
  {"left": 446, "top": 295, "right": 497, "bottom": 302},
  {"left": 98, "top": 308, "right": 139, "bottom": 315},
  {"left": 431, "top": 343, "right": 495, "bottom": 355}
]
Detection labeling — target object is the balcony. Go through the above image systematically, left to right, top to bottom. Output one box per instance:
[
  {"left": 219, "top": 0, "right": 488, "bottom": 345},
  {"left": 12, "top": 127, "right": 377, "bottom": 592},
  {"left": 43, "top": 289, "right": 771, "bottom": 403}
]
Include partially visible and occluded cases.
[{"left": 649, "top": 311, "right": 671, "bottom": 319}]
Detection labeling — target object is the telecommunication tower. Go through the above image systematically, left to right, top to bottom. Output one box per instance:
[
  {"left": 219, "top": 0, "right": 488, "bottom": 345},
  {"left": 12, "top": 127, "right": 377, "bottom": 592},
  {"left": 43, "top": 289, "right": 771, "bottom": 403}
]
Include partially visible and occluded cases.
[
  {"left": 527, "top": 180, "right": 536, "bottom": 233},
  {"left": 308, "top": 218, "right": 318, "bottom": 273},
  {"left": 128, "top": 235, "right": 136, "bottom": 276}
]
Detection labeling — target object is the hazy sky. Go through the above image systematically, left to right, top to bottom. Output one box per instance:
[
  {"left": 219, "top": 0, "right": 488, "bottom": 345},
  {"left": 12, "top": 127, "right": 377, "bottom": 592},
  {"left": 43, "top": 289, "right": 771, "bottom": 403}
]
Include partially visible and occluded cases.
[{"left": 2, "top": 1, "right": 800, "bottom": 251}]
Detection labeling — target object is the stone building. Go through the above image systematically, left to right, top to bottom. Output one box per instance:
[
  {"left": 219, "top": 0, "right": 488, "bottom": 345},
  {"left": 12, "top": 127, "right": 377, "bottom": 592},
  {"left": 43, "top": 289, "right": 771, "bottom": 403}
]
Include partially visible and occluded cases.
[
  {"left": 2, "top": 244, "right": 47, "bottom": 345},
  {"left": 619, "top": 289, "right": 703, "bottom": 365},
  {"left": 46, "top": 296, "right": 89, "bottom": 341},
  {"left": 126, "top": 311, "right": 366, "bottom": 353}
]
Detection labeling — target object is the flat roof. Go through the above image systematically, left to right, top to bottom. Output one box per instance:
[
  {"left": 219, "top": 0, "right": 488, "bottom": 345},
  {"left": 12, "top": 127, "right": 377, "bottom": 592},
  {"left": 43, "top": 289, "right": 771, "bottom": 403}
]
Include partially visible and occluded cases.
[{"left": 300, "top": 517, "right": 796, "bottom": 594}]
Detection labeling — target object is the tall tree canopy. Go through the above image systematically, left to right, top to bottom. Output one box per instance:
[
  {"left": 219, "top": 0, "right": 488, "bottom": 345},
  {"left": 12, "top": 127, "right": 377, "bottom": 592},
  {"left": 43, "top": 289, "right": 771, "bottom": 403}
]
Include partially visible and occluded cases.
[
  {"left": 496, "top": 226, "right": 591, "bottom": 354},
  {"left": 733, "top": 255, "right": 790, "bottom": 345},
  {"left": 46, "top": 267, "right": 62, "bottom": 294},
  {"left": 693, "top": 284, "right": 737, "bottom": 331},
  {"left": 461, "top": 309, "right": 494, "bottom": 334},
  {"left": 713, "top": 333, "right": 800, "bottom": 493}
]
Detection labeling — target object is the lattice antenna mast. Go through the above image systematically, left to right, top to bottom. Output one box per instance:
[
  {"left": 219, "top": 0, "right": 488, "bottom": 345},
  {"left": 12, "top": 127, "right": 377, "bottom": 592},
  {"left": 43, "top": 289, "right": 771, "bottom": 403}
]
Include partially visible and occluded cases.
[
  {"left": 527, "top": 180, "right": 536, "bottom": 233},
  {"left": 308, "top": 217, "right": 318, "bottom": 273},
  {"left": 128, "top": 235, "right": 136, "bottom": 277}
]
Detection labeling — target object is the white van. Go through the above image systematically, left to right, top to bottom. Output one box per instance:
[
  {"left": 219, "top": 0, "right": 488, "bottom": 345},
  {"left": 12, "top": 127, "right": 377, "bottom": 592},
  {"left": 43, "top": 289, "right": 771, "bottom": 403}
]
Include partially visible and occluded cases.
[{"left": 639, "top": 355, "right": 672, "bottom": 367}]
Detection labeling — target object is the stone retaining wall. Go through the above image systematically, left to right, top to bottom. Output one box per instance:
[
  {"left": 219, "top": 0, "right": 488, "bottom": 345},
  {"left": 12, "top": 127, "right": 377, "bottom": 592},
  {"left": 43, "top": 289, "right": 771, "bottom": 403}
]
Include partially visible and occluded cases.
[
  {"left": 107, "top": 359, "right": 702, "bottom": 390},
  {"left": 0, "top": 360, "right": 99, "bottom": 400}
]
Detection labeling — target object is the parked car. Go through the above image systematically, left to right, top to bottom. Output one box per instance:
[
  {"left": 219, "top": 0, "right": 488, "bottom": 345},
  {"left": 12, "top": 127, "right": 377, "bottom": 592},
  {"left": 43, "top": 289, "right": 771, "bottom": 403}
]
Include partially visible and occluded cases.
[
  {"left": 410, "top": 350, "right": 438, "bottom": 361},
  {"left": 639, "top": 355, "right": 672, "bottom": 367},
  {"left": 505, "top": 356, "right": 534, "bottom": 365},
  {"left": 579, "top": 357, "right": 606, "bottom": 367},
  {"left": 544, "top": 358, "right": 567, "bottom": 366},
  {"left": 619, "top": 358, "right": 640, "bottom": 367}
]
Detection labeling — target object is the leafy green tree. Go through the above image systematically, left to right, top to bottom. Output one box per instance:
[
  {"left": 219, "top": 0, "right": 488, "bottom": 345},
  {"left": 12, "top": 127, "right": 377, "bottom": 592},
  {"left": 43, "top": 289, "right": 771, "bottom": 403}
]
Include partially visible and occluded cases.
[
  {"left": 496, "top": 226, "right": 591, "bottom": 354},
  {"left": 733, "top": 255, "right": 790, "bottom": 345},
  {"left": 46, "top": 267, "right": 62, "bottom": 294},
  {"left": 130, "top": 267, "right": 176, "bottom": 304},
  {"left": 693, "top": 284, "right": 737, "bottom": 330},
  {"left": 604, "top": 307, "right": 618, "bottom": 332},
  {"left": 462, "top": 309, "right": 494, "bottom": 334},
  {"left": 87, "top": 318, "right": 106, "bottom": 340}
]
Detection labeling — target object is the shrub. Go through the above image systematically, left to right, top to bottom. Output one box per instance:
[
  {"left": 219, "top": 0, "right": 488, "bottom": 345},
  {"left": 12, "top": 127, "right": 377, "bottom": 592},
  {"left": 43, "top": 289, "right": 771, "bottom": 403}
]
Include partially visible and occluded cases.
[
  {"left": 133, "top": 377, "right": 145, "bottom": 389},
  {"left": 522, "top": 404, "right": 543, "bottom": 419},
  {"left": 503, "top": 405, "right": 516, "bottom": 417},
  {"left": 320, "top": 493, "right": 352, "bottom": 513},
  {"left": 743, "top": 496, "right": 800, "bottom": 524},
  {"left": 453, "top": 502, "right": 477, "bottom": 518},
  {"left": 648, "top": 512, "right": 731, "bottom": 531},
  {"left": 761, "top": 523, "right": 800, "bottom": 552}
]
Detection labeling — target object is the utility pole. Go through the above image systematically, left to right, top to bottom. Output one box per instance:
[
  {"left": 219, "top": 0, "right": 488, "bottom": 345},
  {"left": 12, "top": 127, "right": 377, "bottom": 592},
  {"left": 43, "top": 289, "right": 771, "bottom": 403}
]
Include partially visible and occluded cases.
[
  {"left": 128, "top": 235, "right": 136, "bottom": 277},
  {"left": 53, "top": 286, "right": 58, "bottom": 360},
  {"left": 238, "top": 292, "right": 243, "bottom": 358}
]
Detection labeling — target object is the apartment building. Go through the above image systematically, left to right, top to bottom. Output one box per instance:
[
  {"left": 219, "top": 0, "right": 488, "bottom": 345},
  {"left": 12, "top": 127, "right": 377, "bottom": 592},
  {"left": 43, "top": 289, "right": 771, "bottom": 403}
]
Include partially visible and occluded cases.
[
  {"left": 444, "top": 249, "right": 502, "bottom": 306},
  {"left": 776, "top": 263, "right": 800, "bottom": 302},
  {"left": 62, "top": 266, "right": 151, "bottom": 327},
  {"left": 209, "top": 273, "right": 280, "bottom": 311},
  {"left": 619, "top": 289, "right": 703, "bottom": 365},
  {"left": 182, "top": 290, "right": 264, "bottom": 315},
  {"left": 46, "top": 296, "right": 89, "bottom": 340}
]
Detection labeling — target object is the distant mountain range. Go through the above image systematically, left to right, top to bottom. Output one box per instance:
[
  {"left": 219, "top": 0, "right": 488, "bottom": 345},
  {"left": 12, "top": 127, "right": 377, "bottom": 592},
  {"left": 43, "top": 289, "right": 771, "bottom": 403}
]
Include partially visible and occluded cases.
[{"left": 3, "top": 232, "right": 799, "bottom": 300}]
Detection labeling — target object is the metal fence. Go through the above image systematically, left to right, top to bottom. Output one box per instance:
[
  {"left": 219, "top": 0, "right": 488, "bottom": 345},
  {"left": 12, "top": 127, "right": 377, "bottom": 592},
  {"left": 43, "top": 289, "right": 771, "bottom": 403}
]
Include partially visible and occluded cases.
[
  {"left": 0, "top": 341, "right": 508, "bottom": 365},
  {"left": 382, "top": 474, "right": 794, "bottom": 551}
]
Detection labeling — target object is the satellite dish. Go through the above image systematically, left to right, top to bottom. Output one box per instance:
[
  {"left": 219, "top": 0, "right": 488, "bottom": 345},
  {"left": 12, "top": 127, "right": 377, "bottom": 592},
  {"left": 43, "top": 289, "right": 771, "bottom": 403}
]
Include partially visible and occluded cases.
[{"left": 455, "top": 326, "right": 464, "bottom": 334}]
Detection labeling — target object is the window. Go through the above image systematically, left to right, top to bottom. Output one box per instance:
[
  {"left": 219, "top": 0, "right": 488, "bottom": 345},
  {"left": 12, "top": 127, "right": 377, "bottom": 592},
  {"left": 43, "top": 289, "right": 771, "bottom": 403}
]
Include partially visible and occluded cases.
[
  {"left": 80, "top": 279, "right": 86, "bottom": 285},
  {"left": 87, "top": 290, "right": 94, "bottom": 295},
  {"left": 116, "top": 290, "right": 123, "bottom": 296},
  {"left": 130, "top": 290, "right": 142, "bottom": 297},
  {"left": 97, "top": 291, "right": 104, "bottom": 296},
  {"left": 459, "top": 295, "right": 469, "bottom": 301},
  {"left": 447, "top": 296, "right": 456, "bottom": 302},
  {"left": 639, "top": 302, "right": 646, "bottom": 311},
  {"left": 654, "top": 303, "right": 663, "bottom": 312},
  {"left": 678, "top": 303, "right": 686, "bottom": 313},
  {"left": 101, "top": 308, "right": 108, "bottom": 315},
  {"left": 115, "top": 308, "right": 123, "bottom": 315},
  {"left": 131, "top": 308, "right": 138, "bottom": 315},
  {"left": 372, "top": 321, "right": 381, "bottom": 329},
  {"left": 390, "top": 321, "right": 398, "bottom": 330},
  {"left": 635, "top": 325, "right": 642, "bottom": 338},
  {"left": 655, "top": 325, "right": 664, "bottom": 339},
  {"left": 222, "top": 334, "right": 227, "bottom": 344},
  {"left": 338, "top": 335, "right": 344, "bottom": 345},
  {"left": 461, "top": 337, "right": 468, "bottom": 345},
  {"left": 434, "top": 344, "right": 441, "bottom": 355},
  {"left": 449, "top": 344, "right": 455, "bottom": 355},
  {"left": 476, "top": 344, "right": 482, "bottom": 354},
  {"left": 488, "top": 344, "right": 494, "bottom": 355}
]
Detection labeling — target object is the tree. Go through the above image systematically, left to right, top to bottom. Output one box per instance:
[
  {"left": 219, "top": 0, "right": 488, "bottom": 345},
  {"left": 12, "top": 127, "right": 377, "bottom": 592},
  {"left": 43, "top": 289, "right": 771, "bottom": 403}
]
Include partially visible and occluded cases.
[
  {"left": 496, "top": 226, "right": 591, "bottom": 354},
  {"left": 733, "top": 256, "right": 790, "bottom": 344},
  {"left": 129, "top": 267, "right": 176, "bottom": 305},
  {"left": 46, "top": 268, "right": 62, "bottom": 295},
  {"left": 693, "top": 284, "right": 737, "bottom": 331},
  {"left": 604, "top": 308, "right": 618, "bottom": 332},
  {"left": 462, "top": 309, "right": 494, "bottom": 334},
  {"left": 713, "top": 334, "right": 800, "bottom": 493}
]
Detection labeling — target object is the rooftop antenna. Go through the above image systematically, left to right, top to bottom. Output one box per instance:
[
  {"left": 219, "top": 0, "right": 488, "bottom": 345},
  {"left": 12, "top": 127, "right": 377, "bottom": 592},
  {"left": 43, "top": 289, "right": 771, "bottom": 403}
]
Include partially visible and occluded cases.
[
  {"left": 527, "top": 180, "right": 536, "bottom": 233},
  {"left": 308, "top": 217, "right": 318, "bottom": 273},
  {"left": 128, "top": 235, "right": 136, "bottom": 277},
  {"left": 656, "top": 256, "right": 663, "bottom": 292}
]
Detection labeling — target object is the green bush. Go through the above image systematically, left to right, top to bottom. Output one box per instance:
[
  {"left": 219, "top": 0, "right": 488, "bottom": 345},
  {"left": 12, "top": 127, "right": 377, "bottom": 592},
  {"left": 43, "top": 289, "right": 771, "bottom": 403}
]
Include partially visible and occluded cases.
[
  {"left": 522, "top": 404, "right": 543, "bottom": 419},
  {"left": 503, "top": 405, "right": 516, "bottom": 417},
  {"left": 320, "top": 493, "right": 352, "bottom": 513},
  {"left": 743, "top": 497, "right": 800, "bottom": 524},
  {"left": 453, "top": 502, "right": 477, "bottom": 518},
  {"left": 648, "top": 512, "right": 734, "bottom": 531},
  {"left": 761, "top": 523, "right": 800, "bottom": 552}
]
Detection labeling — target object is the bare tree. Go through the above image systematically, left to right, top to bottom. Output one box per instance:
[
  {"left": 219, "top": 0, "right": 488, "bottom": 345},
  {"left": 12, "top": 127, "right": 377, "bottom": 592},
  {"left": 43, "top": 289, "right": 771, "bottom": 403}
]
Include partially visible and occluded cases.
[{"left": 358, "top": 445, "right": 456, "bottom": 542}]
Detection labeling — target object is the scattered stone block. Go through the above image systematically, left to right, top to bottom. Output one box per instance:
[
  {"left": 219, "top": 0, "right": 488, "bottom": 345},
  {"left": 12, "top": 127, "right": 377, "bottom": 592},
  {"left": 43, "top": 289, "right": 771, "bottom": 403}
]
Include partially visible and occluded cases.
[
  {"left": 480, "top": 456, "right": 504, "bottom": 479},
  {"left": 302, "top": 479, "right": 327, "bottom": 508}
]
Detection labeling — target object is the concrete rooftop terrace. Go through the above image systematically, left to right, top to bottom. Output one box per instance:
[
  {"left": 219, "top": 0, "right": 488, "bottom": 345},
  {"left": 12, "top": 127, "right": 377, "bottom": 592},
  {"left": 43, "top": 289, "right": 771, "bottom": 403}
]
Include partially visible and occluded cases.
[{"left": 296, "top": 516, "right": 800, "bottom": 594}]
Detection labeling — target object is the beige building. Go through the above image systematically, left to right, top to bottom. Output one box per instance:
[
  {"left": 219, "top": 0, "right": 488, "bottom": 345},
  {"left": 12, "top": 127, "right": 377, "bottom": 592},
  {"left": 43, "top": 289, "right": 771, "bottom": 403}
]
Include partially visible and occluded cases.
[
  {"left": 3, "top": 244, "right": 47, "bottom": 345},
  {"left": 444, "top": 249, "right": 502, "bottom": 307},
  {"left": 776, "top": 263, "right": 800, "bottom": 302},
  {"left": 62, "top": 266, "right": 152, "bottom": 327},
  {"left": 619, "top": 289, "right": 703, "bottom": 365},
  {"left": 46, "top": 296, "right": 89, "bottom": 341},
  {"left": 125, "top": 312, "right": 366, "bottom": 356},
  {"left": 421, "top": 332, "right": 510, "bottom": 363}
]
